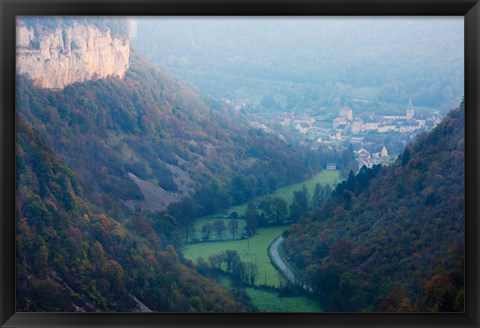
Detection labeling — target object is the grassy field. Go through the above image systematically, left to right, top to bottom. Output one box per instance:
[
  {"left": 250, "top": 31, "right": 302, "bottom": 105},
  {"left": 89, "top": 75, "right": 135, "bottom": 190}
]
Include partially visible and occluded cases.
[
  {"left": 184, "top": 169, "right": 341, "bottom": 285},
  {"left": 227, "top": 169, "right": 341, "bottom": 217},
  {"left": 182, "top": 170, "right": 340, "bottom": 311},
  {"left": 266, "top": 170, "right": 340, "bottom": 205},
  {"left": 183, "top": 225, "right": 289, "bottom": 287},
  {"left": 216, "top": 274, "right": 322, "bottom": 312},
  {"left": 245, "top": 288, "right": 322, "bottom": 312}
]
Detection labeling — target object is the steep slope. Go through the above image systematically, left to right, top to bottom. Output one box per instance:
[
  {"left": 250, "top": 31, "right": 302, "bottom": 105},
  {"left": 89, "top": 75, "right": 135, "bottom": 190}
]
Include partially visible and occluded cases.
[
  {"left": 15, "top": 17, "right": 322, "bottom": 312},
  {"left": 16, "top": 17, "right": 130, "bottom": 89},
  {"left": 16, "top": 51, "right": 320, "bottom": 220},
  {"left": 283, "top": 105, "right": 464, "bottom": 312},
  {"left": 16, "top": 117, "right": 251, "bottom": 312}
]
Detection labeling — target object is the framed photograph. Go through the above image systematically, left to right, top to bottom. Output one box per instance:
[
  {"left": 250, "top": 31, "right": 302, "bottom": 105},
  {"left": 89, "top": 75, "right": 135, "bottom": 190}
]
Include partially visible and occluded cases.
[{"left": 1, "top": 0, "right": 479, "bottom": 327}]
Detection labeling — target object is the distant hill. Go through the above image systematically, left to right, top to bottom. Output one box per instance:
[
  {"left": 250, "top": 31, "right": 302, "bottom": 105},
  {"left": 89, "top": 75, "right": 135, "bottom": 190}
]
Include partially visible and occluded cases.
[
  {"left": 134, "top": 18, "right": 463, "bottom": 112},
  {"left": 283, "top": 103, "right": 464, "bottom": 312}
]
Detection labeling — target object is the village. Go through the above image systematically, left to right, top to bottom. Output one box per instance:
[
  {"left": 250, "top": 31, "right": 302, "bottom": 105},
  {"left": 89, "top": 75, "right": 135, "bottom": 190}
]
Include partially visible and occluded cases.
[
  {"left": 224, "top": 97, "right": 443, "bottom": 171},
  {"left": 274, "top": 98, "right": 443, "bottom": 170}
]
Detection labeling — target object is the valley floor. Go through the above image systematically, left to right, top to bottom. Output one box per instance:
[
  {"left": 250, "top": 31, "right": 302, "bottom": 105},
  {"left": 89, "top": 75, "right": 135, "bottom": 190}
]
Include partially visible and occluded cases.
[{"left": 182, "top": 170, "right": 340, "bottom": 312}]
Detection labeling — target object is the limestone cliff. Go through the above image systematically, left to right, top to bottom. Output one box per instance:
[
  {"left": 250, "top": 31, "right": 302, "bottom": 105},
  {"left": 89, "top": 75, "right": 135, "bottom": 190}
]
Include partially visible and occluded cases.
[{"left": 16, "top": 22, "right": 130, "bottom": 89}]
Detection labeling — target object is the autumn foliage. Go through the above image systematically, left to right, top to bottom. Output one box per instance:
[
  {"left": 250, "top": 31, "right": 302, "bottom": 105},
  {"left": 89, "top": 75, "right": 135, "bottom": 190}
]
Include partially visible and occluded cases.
[{"left": 283, "top": 105, "right": 465, "bottom": 312}]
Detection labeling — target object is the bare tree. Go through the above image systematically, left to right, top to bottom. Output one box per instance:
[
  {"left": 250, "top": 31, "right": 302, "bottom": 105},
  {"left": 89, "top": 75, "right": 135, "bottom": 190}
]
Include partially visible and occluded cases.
[
  {"left": 213, "top": 220, "right": 226, "bottom": 240},
  {"left": 228, "top": 220, "right": 239, "bottom": 239},
  {"left": 200, "top": 223, "right": 213, "bottom": 241},
  {"left": 225, "top": 250, "right": 240, "bottom": 273},
  {"left": 208, "top": 253, "right": 226, "bottom": 270},
  {"left": 244, "top": 262, "right": 258, "bottom": 285}
]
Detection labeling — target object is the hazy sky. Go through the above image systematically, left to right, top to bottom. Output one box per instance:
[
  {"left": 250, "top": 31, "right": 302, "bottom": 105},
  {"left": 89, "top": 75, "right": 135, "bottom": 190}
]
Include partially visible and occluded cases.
[
  {"left": 132, "top": 16, "right": 464, "bottom": 55},
  {"left": 132, "top": 16, "right": 464, "bottom": 78},
  {"left": 132, "top": 17, "right": 463, "bottom": 110}
]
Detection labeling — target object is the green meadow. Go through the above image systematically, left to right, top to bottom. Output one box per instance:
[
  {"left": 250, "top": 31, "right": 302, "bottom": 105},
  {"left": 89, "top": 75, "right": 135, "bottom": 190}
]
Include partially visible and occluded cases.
[
  {"left": 182, "top": 169, "right": 340, "bottom": 311},
  {"left": 184, "top": 169, "right": 341, "bottom": 287},
  {"left": 227, "top": 169, "right": 340, "bottom": 217},
  {"left": 190, "top": 170, "right": 340, "bottom": 243},
  {"left": 183, "top": 225, "right": 288, "bottom": 287},
  {"left": 215, "top": 274, "right": 323, "bottom": 312},
  {"left": 244, "top": 288, "right": 322, "bottom": 312}
]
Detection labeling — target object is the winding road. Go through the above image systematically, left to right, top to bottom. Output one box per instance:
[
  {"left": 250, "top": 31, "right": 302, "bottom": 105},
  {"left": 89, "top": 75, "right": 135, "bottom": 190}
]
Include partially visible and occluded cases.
[{"left": 269, "top": 236, "right": 312, "bottom": 292}]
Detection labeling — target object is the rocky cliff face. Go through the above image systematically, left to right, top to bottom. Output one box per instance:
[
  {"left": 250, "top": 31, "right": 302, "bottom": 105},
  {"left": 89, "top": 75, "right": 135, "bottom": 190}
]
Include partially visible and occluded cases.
[{"left": 16, "top": 22, "right": 130, "bottom": 89}]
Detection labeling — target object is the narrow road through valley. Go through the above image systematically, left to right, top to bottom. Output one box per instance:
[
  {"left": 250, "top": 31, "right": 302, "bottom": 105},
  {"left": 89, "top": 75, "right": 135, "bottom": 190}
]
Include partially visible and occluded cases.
[
  {"left": 270, "top": 236, "right": 312, "bottom": 292},
  {"left": 270, "top": 236, "right": 295, "bottom": 283}
]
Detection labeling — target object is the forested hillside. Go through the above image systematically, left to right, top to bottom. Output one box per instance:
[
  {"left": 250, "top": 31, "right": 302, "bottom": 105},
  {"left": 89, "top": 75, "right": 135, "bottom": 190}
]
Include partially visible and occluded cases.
[
  {"left": 15, "top": 16, "right": 464, "bottom": 314},
  {"left": 15, "top": 35, "right": 329, "bottom": 312},
  {"left": 16, "top": 53, "right": 322, "bottom": 222},
  {"left": 283, "top": 104, "right": 464, "bottom": 312},
  {"left": 16, "top": 117, "right": 252, "bottom": 312}
]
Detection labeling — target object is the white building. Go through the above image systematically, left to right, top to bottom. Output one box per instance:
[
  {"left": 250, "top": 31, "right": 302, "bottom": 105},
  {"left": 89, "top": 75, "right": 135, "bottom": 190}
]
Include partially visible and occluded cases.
[
  {"left": 406, "top": 97, "right": 415, "bottom": 120},
  {"left": 339, "top": 107, "right": 353, "bottom": 121},
  {"left": 333, "top": 117, "right": 349, "bottom": 129},
  {"left": 352, "top": 119, "right": 364, "bottom": 134},
  {"left": 364, "top": 122, "right": 379, "bottom": 131},
  {"left": 377, "top": 125, "right": 397, "bottom": 133},
  {"left": 381, "top": 146, "right": 388, "bottom": 157},
  {"left": 357, "top": 148, "right": 371, "bottom": 158},
  {"left": 327, "top": 163, "right": 337, "bottom": 170}
]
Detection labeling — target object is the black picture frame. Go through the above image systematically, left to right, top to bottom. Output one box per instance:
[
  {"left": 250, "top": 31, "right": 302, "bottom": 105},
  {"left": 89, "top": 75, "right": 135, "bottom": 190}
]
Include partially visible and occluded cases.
[{"left": 1, "top": 0, "right": 479, "bottom": 327}]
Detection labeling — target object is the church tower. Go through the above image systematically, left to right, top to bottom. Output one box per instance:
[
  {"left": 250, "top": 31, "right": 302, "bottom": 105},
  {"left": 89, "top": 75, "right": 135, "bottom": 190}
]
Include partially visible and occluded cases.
[{"left": 406, "top": 97, "right": 415, "bottom": 120}]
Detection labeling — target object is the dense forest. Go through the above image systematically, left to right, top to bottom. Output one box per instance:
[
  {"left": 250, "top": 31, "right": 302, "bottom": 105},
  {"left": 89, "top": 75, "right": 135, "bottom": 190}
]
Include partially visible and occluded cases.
[
  {"left": 15, "top": 17, "right": 464, "bottom": 313},
  {"left": 15, "top": 33, "right": 339, "bottom": 311},
  {"left": 16, "top": 53, "right": 333, "bottom": 236},
  {"left": 283, "top": 104, "right": 465, "bottom": 312},
  {"left": 16, "top": 117, "right": 254, "bottom": 312}
]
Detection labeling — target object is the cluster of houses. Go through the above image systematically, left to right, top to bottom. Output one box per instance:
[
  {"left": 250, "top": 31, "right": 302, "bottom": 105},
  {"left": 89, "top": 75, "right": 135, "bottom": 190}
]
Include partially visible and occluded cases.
[
  {"left": 229, "top": 96, "right": 443, "bottom": 171},
  {"left": 275, "top": 98, "right": 442, "bottom": 146},
  {"left": 332, "top": 98, "right": 442, "bottom": 139},
  {"left": 277, "top": 112, "right": 316, "bottom": 134},
  {"left": 278, "top": 112, "right": 335, "bottom": 142},
  {"left": 326, "top": 145, "right": 391, "bottom": 170},
  {"left": 355, "top": 146, "right": 390, "bottom": 169}
]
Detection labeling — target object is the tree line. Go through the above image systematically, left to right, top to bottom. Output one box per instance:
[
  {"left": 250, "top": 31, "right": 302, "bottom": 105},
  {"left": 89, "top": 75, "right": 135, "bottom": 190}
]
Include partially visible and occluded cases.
[
  {"left": 149, "top": 182, "right": 335, "bottom": 246},
  {"left": 196, "top": 250, "right": 259, "bottom": 288}
]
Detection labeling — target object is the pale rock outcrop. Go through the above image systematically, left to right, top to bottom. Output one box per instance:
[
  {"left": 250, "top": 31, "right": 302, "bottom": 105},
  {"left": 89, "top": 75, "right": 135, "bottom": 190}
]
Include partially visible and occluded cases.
[{"left": 16, "top": 23, "right": 130, "bottom": 89}]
